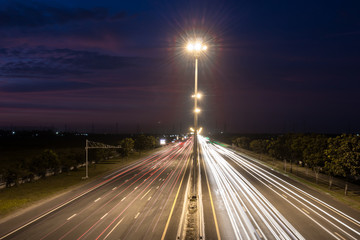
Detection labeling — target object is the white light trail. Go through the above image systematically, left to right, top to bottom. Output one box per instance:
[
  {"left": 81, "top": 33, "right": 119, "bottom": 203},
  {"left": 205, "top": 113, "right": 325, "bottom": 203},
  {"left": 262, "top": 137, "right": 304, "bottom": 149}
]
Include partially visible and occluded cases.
[
  {"left": 199, "top": 136, "right": 304, "bottom": 240},
  {"left": 200, "top": 136, "right": 360, "bottom": 240}
]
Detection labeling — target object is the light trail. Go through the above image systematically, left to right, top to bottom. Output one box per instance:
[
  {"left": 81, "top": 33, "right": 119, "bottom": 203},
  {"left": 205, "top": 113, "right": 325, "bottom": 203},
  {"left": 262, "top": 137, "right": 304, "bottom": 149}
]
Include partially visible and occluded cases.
[
  {"left": 199, "top": 136, "right": 304, "bottom": 240},
  {"left": 200, "top": 136, "right": 360, "bottom": 240}
]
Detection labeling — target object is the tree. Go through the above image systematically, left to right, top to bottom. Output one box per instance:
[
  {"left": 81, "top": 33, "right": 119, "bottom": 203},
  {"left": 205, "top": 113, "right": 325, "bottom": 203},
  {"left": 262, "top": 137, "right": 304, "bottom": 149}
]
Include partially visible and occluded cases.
[
  {"left": 325, "top": 134, "right": 360, "bottom": 195},
  {"left": 135, "top": 135, "right": 156, "bottom": 154},
  {"left": 135, "top": 135, "right": 148, "bottom": 154},
  {"left": 267, "top": 135, "right": 293, "bottom": 171},
  {"left": 302, "top": 135, "right": 327, "bottom": 184},
  {"left": 146, "top": 136, "right": 156, "bottom": 149},
  {"left": 232, "top": 137, "right": 251, "bottom": 149},
  {"left": 120, "top": 138, "right": 134, "bottom": 157},
  {"left": 249, "top": 139, "right": 269, "bottom": 154},
  {"left": 30, "top": 149, "right": 60, "bottom": 178},
  {"left": 95, "top": 149, "right": 113, "bottom": 163}
]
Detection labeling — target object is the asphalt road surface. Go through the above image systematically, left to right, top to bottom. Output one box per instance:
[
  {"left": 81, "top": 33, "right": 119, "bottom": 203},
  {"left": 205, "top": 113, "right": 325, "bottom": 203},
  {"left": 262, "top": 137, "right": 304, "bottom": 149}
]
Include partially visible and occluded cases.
[
  {"left": 199, "top": 135, "right": 360, "bottom": 240},
  {"left": 1, "top": 136, "right": 360, "bottom": 240},
  {"left": 0, "top": 140, "right": 192, "bottom": 240}
]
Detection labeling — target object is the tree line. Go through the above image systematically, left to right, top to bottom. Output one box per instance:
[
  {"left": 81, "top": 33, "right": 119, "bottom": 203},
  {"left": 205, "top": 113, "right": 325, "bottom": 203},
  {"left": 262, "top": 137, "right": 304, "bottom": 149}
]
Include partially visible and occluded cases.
[
  {"left": 0, "top": 134, "right": 159, "bottom": 188},
  {"left": 232, "top": 134, "right": 360, "bottom": 195}
]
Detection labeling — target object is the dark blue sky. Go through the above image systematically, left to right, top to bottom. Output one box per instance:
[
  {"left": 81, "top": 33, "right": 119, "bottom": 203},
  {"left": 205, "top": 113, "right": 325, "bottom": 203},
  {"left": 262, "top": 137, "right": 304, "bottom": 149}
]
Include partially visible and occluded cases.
[{"left": 0, "top": 0, "right": 359, "bottom": 133}]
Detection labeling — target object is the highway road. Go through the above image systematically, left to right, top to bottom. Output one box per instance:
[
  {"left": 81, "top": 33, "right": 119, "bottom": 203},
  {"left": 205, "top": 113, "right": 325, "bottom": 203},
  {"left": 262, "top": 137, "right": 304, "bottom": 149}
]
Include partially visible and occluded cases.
[
  {"left": 199, "top": 135, "right": 360, "bottom": 240},
  {"left": 1, "top": 136, "right": 360, "bottom": 240},
  {"left": 0, "top": 140, "right": 193, "bottom": 240}
]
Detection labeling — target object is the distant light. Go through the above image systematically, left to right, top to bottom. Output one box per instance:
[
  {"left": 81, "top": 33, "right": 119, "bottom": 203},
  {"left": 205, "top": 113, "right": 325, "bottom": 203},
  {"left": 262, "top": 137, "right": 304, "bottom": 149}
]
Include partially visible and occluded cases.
[
  {"left": 191, "top": 93, "right": 202, "bottom": 99},
  {"left": 194, "top": 108, "right": 201, "bottom": 113},
  {"left": 190, "top": 127, "right": 195, "bottom": 132},
  {"left": 198, "top": 127, "right": 203, "bottom": 134},
  {"left": 12, "top": 131, "right": 15, "bottom": 135},
  {"left": 56, "top": 131, "right": 59, "bottom": 135},
  {"left": 160, "top": 139, "right": 166, "bottom": 145}
]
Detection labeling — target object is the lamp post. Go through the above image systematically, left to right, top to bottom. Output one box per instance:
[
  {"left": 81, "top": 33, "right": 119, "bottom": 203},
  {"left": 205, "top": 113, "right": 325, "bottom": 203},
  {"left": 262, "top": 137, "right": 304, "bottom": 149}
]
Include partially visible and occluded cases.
[{"left": 187, "top": 41, "right": 207, "bottom": 163}]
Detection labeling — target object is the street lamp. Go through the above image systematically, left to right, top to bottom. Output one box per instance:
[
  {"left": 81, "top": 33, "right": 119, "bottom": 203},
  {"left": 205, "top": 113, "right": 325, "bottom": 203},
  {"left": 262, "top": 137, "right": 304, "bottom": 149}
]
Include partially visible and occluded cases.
[{"left": 187, "top": 40, "right": 207, "bottom": 163}]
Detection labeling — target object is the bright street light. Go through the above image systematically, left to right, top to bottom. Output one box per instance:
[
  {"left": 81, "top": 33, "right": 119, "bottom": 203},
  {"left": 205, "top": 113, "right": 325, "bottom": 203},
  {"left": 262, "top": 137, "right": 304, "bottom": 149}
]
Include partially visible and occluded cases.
[
  {"left": 186, "top": 39, "right": 208, "bottom": 190},
  {"left": 187, "top": 41, "right": 207, "bottom": 56},
  {"left": 192, "top": 93, "right": 202, "bottom": 99}
]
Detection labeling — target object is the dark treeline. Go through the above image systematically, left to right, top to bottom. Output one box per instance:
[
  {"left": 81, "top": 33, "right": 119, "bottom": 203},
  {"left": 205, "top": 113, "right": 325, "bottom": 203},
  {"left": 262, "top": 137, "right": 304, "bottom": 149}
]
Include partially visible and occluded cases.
[
  {"left": 0, "top": 130, "right": 163, "bottom": 188},
  {"left": 232, "top": 133, "right": 360, "bottom": 195}
]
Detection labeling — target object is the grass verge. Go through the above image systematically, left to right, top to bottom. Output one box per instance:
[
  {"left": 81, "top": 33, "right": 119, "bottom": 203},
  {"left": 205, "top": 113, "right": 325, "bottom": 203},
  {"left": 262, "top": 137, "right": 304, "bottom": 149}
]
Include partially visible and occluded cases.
[{"left": 0, "top": 149, "right": 158, "bottom": 217}]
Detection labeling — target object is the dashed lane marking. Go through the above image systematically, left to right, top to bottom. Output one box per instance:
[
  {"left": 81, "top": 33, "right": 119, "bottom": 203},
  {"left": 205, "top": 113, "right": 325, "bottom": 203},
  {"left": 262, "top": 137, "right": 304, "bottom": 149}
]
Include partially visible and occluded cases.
[{"left": 67, "top": 214, "right": 77, "bottom": 221}]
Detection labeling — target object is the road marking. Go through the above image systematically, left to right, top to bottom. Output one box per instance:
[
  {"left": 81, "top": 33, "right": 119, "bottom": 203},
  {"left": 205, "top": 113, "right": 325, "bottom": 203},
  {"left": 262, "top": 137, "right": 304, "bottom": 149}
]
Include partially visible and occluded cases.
[
  {"left": 161, "top": 157, "right": 190, "bottom": 240},
  {"left": 203, "top": 157, "right": 221, "bottom": 240},
  {"left": 0, "top": 177, "right": 114, "bottom": 240},
  {"left": 159, "top": 178, "right": 162, "bottom": 181},
  {"left": 125, "top": 179, "right": 128, "bottom": 182},
  {"left": 134, "top": 186, "right": 138, "bottom": 190},
  {"left": 156, "top": 186, "right": 159, "bottom": 189},
  {"left": 112, "top": 187, "right": 117, "bottom": 190},
  {"left": 141, "top": 188, "right": 152, "bottom": 200},
  {"left": 282, "top": 194, "right": 287, "bottom": 199},
  {"left": 148, "top": 196, "right": 152, "bottom": 201},
  {"left": 121, "top": 197, "right": 126, "bottom": 202},
  {"left": 94, "top": 198, "right": 101, "bottom": 202},
  {"left": 302, "top": 208, "right": 310, "bottom": 215},
  {"left": 134, "top": 212, "right": 140, "bottom": 219},
  {"left": 101, "top": 213, "right": 108, "bottom": 220},
  {"left": 67, "top": 214, "right": 77, "bottom": 221},
  {"left": 103, "top": 217, "right": 124, "bottom": 240},
  {"left": 255, "top": 229, "right": 263, "bottom": 239},
  {"left": 334, "top": 232, "right": 346, "bottom": 240}
]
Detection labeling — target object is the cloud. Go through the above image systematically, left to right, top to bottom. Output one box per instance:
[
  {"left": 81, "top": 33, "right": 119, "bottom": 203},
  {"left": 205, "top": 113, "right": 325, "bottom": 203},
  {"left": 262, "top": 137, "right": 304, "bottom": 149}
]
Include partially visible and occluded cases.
[
  {"left": 0, "top": 1, "right": 126, "bottom": 28},
  {"left": 0, "top": 47, "right": 139, "bottom": 78},
  {"left": 0, "top": 79, "right": 95, "bottom": 93}
]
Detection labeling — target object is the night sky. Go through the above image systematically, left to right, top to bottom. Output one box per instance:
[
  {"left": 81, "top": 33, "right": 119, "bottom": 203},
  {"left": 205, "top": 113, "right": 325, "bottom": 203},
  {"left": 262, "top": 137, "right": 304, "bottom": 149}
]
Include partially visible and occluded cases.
[{"left": 1, "top": 0, "right": 359, "bottom": 134}]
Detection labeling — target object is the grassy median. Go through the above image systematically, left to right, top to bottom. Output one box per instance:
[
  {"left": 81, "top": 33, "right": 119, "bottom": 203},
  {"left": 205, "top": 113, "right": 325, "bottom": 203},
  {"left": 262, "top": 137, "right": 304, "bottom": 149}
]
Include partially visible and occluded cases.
[{"left": 0, "top": 150, "right": 158, "bottom": 217}]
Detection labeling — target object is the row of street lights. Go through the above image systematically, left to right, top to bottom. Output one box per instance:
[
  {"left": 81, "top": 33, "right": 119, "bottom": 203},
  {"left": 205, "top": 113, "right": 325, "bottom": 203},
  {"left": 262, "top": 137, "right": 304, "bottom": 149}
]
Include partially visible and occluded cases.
[{"left": 186, "top": 40, "right": 207, "bottom": 162}]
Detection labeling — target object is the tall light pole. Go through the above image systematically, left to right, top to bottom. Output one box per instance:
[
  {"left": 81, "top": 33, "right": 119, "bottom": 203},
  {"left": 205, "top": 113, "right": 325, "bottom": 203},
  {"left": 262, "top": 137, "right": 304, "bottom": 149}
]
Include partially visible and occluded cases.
[{"left": 187, "top": 41, "right": 207, "bottom": 166}]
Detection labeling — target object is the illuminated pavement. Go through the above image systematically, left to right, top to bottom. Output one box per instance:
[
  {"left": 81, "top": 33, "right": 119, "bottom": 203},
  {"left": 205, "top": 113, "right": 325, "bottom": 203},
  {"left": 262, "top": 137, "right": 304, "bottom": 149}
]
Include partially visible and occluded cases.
[
  {"left": 199, "top": 135, "right": 360, "bottom": 240},
  {"left": 1, "top": 136, "right": 360, "bottom": 240},
  {"left": 0, "top": 141, "right": 192, "bottom": 240}
]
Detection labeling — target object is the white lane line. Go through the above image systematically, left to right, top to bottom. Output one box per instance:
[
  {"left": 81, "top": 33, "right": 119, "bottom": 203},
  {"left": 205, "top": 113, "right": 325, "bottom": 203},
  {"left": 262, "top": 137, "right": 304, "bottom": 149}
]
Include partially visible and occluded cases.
[
  {"left": 0, "top": 177, "right": 113, "bottom": 240},
  {"left": 125, "top": 179, "right": 129, "bottom": 182},
  {"left": 134, "top": 186, "right": 138, "bottom": 190},
  {"left": 156, "top": 186, "right": 159, "bottom": 189},
  {"left": 112, "top": 187, "right": 117, "bottom": 190},
  {"left": 140, "top": 188, "right": 152, "bottom": 200},
  {"left": 282, "top": 194, "right": 287, "bottom": 199},
  {"left": 148, "top": 196, "right": 152, "bottom": 201},
  {"left": 121, "top": 197, "right": 126, "bottom": 202},
  {"left": 94, "top": 198, "right": 101, "bottom": 202},
  {"left": 302, "top": 208, "right": 310, "bottom": 215},
  {"left": 134, "top": 212, "right": 140, "bottom": 219},
  {"left": 101, "top": 213, "right": 108, "bottom": 220},
  {"left": 67, "top": 214, "right": 77, "bottom": 221},
  {"left": 103, "top": 217, "right": 124, "bottom": 240},
  {"left": 255, "top": 229, "right": 263, "bottom": 239},
  {"left": 334, "top": 232, "right": 346, "bottom": 240}
]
